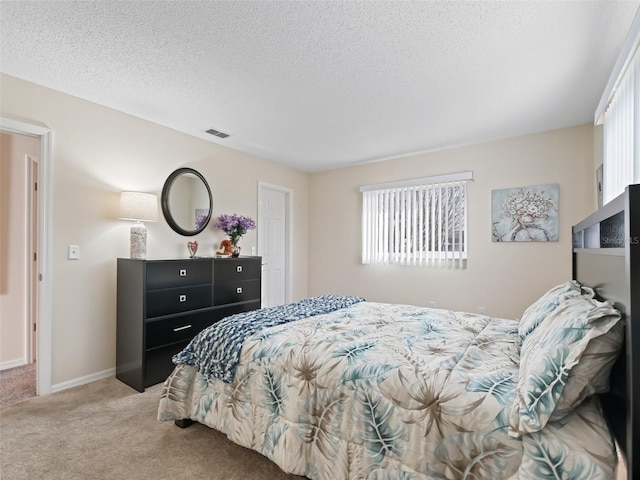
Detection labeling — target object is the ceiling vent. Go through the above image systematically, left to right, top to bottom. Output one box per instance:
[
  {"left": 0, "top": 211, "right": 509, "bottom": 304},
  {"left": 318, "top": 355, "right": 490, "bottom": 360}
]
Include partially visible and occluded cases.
[{"left": 205, "top": 128, "right": 230, "bottom": 139}]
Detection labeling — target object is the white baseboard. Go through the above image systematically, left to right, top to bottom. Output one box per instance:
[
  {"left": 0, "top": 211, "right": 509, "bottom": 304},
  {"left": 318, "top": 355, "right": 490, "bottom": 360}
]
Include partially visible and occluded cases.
[
  {"left": 0, "top": 359, "right": 28, "bottom": 371},
  {"left": 50, "top": 367, "right": 116, "bottom": 393}
]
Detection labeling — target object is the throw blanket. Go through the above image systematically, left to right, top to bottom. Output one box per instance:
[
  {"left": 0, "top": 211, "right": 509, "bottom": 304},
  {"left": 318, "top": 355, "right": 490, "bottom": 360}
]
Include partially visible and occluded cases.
[{"left": 173, "top": 295, "right": 365, "bottom": 383}]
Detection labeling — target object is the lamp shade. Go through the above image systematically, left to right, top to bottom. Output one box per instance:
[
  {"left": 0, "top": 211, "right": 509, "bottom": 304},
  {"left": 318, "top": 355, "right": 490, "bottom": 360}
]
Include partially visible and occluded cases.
[{"left": 119, "top": 191, "right": 158, "bottom": 222}]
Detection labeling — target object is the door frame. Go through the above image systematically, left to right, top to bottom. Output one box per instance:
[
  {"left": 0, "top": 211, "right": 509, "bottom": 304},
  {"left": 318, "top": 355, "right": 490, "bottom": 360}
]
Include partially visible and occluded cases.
[
  {"left": 1, "top": 117, "right": 52, "bottom": 395},
  {"left": 27, "top": 155, "right": 39, "bottom": 364},
  {"left": 257, "top": 182, "right": 293, "bottom": 306}
]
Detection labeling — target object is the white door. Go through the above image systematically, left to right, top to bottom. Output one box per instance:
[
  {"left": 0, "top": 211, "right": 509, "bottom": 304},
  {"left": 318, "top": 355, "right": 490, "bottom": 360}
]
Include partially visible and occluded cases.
[{"left": 258, "top": 183, "right": 290, "bottom": 308}]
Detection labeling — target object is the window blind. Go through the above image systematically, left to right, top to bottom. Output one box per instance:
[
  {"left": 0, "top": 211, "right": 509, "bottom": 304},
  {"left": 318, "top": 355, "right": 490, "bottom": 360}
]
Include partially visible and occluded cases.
[
  {"left": 596, "top": 10, "right": 640, "bottom": 203},
  {"left": 603, "top": 49, "right": 639, "bottom": 203},
  {"left": 361, "top": 172, "right": 470, "bottom": 268}
]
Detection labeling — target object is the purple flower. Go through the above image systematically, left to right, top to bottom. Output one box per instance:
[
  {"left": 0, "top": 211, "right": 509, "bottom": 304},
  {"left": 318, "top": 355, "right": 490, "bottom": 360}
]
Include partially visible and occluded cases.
[
  {"left": 195, "top": 214, "right": 208, "bottom": 230},
  {"left": 215, "top": 214, "right": 256, "bottom": 244}
]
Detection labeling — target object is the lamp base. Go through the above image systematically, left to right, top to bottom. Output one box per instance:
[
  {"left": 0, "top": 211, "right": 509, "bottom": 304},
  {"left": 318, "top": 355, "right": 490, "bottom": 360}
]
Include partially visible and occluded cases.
[{"left": 130, "top": 222, "right": 147, "bottom": 259}]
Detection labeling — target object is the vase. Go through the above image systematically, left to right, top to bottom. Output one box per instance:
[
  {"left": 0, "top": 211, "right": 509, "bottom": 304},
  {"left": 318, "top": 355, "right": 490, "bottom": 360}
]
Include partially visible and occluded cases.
[
  {"left": 229, "top": 237, "right": 241, "bottom": 257},
  {"left": 187, "top": 241, "right": 198, "bottom": 258}
]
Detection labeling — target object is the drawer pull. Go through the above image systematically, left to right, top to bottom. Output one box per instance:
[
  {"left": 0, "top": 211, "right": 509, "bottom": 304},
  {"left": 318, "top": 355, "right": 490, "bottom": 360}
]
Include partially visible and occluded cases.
[
  {"left": 236, "top": 265, "right": 243, "bottom": 273},
  {"left": 179, "top": 269, "right": 187, "bottom": 277},
  {"left": 236, "top": 287, "right": 243, "bottom": 294},
  {"left": 179, "top": 294, "right": 187, "bottom": 302},
  {"left": 173, "top": 325, "right": 192, "bottom": 332}
]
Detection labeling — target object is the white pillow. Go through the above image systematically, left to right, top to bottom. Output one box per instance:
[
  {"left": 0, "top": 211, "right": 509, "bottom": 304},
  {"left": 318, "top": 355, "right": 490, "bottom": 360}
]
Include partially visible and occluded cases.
[{"left": 518, "top": 281, "right": 583, "bottom": 339}]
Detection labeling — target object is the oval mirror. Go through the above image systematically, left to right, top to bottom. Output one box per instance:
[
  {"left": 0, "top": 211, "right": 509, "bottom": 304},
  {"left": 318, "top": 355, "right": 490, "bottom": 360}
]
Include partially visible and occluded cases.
[{"left": 161, "top": 167, "right": 213, "bottom": 236}]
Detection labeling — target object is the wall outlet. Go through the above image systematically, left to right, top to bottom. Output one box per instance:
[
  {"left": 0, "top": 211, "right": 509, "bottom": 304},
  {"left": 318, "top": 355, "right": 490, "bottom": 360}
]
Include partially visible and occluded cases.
[
  {"left": 68, "top": 245, "right": 80, "bottom": 260},
  {"left": 251, "top": 246, "right": 256, "bottom": 255},
  {"left": 429, "top": 301, "right": 436, "bottom": 308},
  {"left": 477, "top": 306, "right": 486, "bottom": 314}
]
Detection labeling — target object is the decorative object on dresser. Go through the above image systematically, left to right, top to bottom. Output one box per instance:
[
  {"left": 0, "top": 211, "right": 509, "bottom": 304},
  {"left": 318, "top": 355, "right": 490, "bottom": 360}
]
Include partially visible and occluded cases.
[
  {"left": 160, "top": 167, "right": 213, "bottom": 237},
  {"left": 118, "top": 191, "right": 158, "bottom": 259},
  {"left": 215, "top": 213, "right": 256, "bottom": 257},
  {"left": 216, "top": 239, "right": 235, "bottom": 257},
  {"left": 187, "top": 241, "right": 198, "bottom": 258},
  {"left": 116, "top": 256, "right": 262, "bottom": 392}
]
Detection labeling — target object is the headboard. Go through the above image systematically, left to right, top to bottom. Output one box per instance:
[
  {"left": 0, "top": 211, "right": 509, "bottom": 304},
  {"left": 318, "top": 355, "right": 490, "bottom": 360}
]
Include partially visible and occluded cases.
[{"left": 572, "top": 183, "right": 639, "bottom": 480}]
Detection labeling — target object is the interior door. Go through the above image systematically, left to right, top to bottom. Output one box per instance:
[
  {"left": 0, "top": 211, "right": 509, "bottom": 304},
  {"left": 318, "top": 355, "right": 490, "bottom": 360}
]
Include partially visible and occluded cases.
[{"left": 258, "top": 184, "right": 289, "bottom": 308}]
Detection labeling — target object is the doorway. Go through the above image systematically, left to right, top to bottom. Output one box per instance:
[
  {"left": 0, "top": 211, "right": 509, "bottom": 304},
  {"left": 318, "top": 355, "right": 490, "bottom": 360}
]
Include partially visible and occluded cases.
[
  {"left": 0, "top": 117, "right": 52, "bottom": 396},
  {"left": 257, "top": 182, "right": 292, "bottom": 308}
]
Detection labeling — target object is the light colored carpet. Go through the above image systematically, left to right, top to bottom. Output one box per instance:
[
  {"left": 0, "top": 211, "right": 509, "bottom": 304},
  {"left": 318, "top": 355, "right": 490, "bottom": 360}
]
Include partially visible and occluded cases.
[
  {"left": 0, "top": 363, "right": 36, "bottom": 407},
  {"left": 0, "top": 376, "right": 627, "bottom": 480},
  {"left": 0, "top": 377, "right": 302, "bottom": 480}
]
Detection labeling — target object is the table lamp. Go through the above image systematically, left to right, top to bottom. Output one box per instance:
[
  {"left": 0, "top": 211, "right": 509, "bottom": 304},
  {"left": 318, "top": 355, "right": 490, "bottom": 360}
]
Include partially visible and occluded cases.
[{"left": 119, "top": 191, "right": 158, "bottom": 259}]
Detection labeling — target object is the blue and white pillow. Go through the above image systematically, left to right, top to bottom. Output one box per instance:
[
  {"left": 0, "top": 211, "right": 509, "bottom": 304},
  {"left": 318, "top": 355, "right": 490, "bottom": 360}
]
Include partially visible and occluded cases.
[
  {"left": 518, "top": 281, "right": 583, "bottom": 339},
  {"left": 509, "top": 292, "right": 622, "bottom": 437}
]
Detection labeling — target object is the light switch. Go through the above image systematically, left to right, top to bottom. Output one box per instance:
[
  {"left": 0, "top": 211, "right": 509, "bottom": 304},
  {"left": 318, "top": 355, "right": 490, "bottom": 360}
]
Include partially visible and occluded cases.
[{"left": 68, "top": 245, "right": 80, "bottom": 260}]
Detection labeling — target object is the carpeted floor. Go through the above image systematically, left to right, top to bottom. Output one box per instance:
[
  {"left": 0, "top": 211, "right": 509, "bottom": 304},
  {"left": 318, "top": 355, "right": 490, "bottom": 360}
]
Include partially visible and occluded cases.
[
  {"left": 0, "top": 363, "right": 36, "bottom": 407},
  {"left": 0, "top": 376, "right": 628, "bottom": 480},
  {"left": 0, "top": 377, "right": 302, "bottom": 480}
]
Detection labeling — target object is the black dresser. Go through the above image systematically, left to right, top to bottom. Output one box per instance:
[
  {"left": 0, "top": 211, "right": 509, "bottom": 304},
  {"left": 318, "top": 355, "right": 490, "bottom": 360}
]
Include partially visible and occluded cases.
[{"left": 116, "top": 257, "right": 261, "bottom": 392}]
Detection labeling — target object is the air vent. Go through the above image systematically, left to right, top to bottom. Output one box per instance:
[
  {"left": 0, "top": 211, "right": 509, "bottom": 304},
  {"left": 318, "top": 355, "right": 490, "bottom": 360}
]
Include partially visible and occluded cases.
[{"left": 205, "top": 128, "right": 230, "bottom": 139}]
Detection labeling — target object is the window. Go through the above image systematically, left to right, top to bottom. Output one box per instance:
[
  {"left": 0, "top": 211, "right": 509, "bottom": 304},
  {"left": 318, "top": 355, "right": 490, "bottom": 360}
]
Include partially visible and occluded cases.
[
  {"left": 595, "top": 13, "right": 640, "bottom": 203},
  {"left": 360, "top": 172, "right": 471, "bottom": 267}
]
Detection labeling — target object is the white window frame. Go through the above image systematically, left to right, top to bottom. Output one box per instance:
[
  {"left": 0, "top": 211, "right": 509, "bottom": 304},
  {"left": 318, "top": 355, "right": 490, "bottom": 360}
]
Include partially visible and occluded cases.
[{"left": 360, "top": 171, "right": 472, "bottom": 268}]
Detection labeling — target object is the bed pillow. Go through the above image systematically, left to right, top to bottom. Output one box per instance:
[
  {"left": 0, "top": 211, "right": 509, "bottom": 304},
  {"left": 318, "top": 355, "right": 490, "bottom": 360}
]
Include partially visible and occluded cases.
[
  {"left": 518, "top": 280, "right": 584, "bottom": 339},
  {"left": 509, "top": 294, "right": 622, "bottom": 437},
  {"left": 549, "top": 319, "right": 624, "bottom": 420}
]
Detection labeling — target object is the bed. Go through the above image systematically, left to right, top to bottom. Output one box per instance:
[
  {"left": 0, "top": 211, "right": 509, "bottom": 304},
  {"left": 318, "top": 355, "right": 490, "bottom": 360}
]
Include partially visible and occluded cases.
[{"left": 157, "top": 184, "right": 639, "bottom": 480}]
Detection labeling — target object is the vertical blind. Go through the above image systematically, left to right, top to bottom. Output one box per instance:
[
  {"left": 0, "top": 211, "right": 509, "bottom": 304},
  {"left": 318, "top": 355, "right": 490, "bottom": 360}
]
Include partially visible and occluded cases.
[
  {"left": 597, "top": 11, "right": 640, "bottom": 204},
  {"left": 603, "top": 49, "right": 639, "bottom": 203},
  {"left": 361, "top": 172, "right": 471, "bottom": 268}
]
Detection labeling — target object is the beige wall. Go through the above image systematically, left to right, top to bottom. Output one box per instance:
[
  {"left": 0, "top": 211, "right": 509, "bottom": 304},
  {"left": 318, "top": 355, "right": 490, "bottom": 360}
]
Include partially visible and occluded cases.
[
  {"left": 0, "top": 74, "right": 309, "bottom": 387},
  {"left": 308, "top": 125, "right": 597, "bottom": 319},
  {"left": 0, "top": 131, "right": 39, "bottom": 368}
]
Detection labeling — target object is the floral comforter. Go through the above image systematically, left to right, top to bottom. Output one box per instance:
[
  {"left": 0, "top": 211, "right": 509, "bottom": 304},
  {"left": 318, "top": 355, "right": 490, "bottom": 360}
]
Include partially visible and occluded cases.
[{"left": 157, "top": 302, "right": 616, "bottom": 480}]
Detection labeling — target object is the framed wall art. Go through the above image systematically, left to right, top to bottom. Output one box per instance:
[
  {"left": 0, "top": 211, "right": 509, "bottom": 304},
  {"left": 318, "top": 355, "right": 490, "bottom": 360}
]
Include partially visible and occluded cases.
[{"left": 491, "top": 183, "right": 559, "bottom": 242}]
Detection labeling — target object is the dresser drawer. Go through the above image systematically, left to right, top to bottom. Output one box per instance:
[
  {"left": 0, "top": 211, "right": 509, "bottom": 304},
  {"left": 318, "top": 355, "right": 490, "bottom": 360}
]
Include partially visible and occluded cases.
[
  {"left": 214, "top": 258, "right": 261, "bottom": 282},
  {"left": 146, "top": 260, "right": 212, "bottom": 290},
  {"left": 214, "top": 279, "right": 260, "bottom": 306},
  {"left": 146, "top": 285, "right": 212, "bottom": 318},
  {"left": 214, "top": 300, "right": 261, "bottom": 320},
  {"left": 146, "top": 309, "right": 219, "bottom": 349},
  {"left": 144, "top": 341, "right": 189, "bottom": 388}
]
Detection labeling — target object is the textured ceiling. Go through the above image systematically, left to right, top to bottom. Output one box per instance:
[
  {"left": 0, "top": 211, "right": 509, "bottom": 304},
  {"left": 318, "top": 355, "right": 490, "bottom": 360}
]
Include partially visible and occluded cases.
[{"left": 1, "top": 1, "right": 638, "bottom": 172}]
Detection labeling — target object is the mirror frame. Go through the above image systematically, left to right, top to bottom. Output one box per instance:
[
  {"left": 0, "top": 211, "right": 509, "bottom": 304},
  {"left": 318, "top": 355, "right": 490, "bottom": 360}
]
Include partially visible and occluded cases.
[{"left": 161, "top": 167, "right": 213, "bottom": 236}]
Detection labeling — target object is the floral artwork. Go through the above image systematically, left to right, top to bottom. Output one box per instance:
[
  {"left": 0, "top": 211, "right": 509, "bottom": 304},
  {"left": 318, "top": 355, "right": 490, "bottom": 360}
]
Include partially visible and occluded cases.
[{"left": 492, "top": 184, "right": 558, "bottom": 242}]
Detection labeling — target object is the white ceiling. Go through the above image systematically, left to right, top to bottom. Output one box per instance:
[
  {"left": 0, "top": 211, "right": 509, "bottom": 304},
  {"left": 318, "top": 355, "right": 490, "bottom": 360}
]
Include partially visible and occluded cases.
[{"left": 1, "top": 1, "right": 638, "bottom": 173}]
